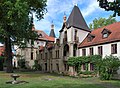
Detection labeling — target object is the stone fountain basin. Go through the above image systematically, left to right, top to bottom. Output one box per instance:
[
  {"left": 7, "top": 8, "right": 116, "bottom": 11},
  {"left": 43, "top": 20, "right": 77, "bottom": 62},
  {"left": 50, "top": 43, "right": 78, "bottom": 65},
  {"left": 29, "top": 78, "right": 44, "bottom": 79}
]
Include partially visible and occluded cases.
[{"left": 6, "top": 74, "right": 28, "bottom": 84}]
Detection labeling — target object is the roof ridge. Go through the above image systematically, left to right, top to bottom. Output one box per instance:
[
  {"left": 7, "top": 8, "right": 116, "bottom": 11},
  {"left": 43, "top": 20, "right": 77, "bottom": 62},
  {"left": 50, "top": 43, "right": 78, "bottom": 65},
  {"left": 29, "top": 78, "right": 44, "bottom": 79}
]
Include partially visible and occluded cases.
[{"left": 93, "top": 22, "right": 119, "bottom": 31}]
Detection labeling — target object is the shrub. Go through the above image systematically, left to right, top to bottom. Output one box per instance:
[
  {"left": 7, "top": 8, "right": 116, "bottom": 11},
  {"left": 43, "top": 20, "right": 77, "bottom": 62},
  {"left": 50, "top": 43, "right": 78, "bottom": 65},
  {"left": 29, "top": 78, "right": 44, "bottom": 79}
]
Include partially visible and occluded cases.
[
  {"left": 67, "top": 55, "right": 102, "bottom": 73},
  {"left": 99, "top": 55, "right": 120, "bottom": 80},
  {"left": 0, "top": 56, "right": 4, "bottom": 71},
  {"left": 18, "top": 59, "right": 26, "bottom": 69},
  {"left": 32, "top": 60, "right": 42, "bottom": 71},
  {"left": 79, "top": 71, "right": 95, "bottom": 75}
]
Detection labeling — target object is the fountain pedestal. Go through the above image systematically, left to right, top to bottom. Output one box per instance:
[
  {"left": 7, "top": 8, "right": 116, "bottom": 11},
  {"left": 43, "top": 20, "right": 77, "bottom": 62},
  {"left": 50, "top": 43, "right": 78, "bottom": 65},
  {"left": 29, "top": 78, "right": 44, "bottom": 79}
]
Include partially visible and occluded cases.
[
  {"left": 6, "top": 74, "right": 28, "bottom": 84},
  {"left": 11, "top": 74, "right": 20, "bottom": 84}
]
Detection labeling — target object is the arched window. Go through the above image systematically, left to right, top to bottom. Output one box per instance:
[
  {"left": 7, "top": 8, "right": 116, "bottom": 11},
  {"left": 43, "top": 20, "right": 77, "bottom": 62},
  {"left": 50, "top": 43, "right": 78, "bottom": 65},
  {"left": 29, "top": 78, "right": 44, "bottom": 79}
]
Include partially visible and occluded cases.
[{"left": 63, "top": 44, "right": 69, "bottom": 56}]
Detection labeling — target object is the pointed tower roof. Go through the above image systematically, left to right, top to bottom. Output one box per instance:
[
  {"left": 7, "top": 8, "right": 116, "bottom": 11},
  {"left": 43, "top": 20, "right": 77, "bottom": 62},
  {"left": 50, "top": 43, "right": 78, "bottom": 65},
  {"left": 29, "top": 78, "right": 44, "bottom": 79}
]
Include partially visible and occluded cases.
[
  {"left": 66, "top": 6, "right": 90, "bottom": 32},
  {"left": 49, "top": 23, "right": 56, "bottom": 37}
]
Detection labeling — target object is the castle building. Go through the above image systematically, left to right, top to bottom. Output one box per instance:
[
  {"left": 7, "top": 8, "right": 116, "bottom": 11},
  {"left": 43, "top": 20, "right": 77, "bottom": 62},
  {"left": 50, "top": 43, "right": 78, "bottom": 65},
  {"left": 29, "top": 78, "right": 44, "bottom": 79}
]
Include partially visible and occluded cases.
[
  {"left": 16, "top": 5, "right": 120, "bottom": 76},
  {"left": 38, "top": 5, "right": 120, "bottom": 75},
  {"left": 39, "top": 5, "right": 91, "bottom": 73},
  {"left": 16, "top": 25, "right": 55, "bottom": 68}
]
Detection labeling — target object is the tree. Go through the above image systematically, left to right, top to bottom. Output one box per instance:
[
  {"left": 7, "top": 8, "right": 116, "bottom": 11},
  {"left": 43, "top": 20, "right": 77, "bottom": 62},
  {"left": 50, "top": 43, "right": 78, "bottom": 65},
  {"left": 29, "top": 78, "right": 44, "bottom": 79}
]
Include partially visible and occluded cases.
[
  {"left": 0, "top": 0, "right": 47, "bottom": 73},
  {"left": 97, "top": 0, "right": 120, "bottom": 16},
  {"left": 89, "top": 15, "right": 117, "bottom": 29},
  {"left": 99, "top": 55, "right": 120, "bottom": 80}
]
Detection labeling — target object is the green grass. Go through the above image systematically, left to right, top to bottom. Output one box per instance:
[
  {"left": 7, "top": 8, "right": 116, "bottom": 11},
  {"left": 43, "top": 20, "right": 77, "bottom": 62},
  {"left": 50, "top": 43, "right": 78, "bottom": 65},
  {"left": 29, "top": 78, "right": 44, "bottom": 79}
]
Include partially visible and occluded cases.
[{"left": 0, "top": 71, "right": 119, "bottom": 88}]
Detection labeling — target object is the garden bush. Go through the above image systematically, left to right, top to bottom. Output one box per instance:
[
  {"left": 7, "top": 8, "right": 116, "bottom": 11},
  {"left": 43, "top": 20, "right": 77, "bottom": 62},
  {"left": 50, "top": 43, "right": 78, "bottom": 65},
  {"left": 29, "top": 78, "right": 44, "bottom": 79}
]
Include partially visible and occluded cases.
[
  {"left": 67, "top": 55, "right": 120, "bottom": 80},
  {"left": 99, "top": 55, "right": 120, "bottom": 80},
  {"left": 0, "top": 56, "right": 4, "bottom": 71},
  {"left": 18, "top": 59, "right": 26, "bottom": 69},
  {"left": 32, "top": 60, "right": 42, "bottom": 71},
  {"left": 79, "top": 71, "right": 95, "bottom": 75}
]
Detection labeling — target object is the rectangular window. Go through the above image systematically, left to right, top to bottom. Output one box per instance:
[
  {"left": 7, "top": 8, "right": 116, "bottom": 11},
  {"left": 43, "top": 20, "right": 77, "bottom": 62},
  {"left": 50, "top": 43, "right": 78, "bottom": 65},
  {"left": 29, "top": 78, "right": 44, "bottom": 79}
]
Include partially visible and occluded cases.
[
  {"left": 74, "top": 30, "right": 77, "bottom": 41},
  {"left": 64, "top": 31, "right": 67, "bottom": 41},
  {"left": 111, "top": 44, "right": 117, "bottom": 54},
  {"left": 98, "top": 46, "right": 103, "bottom": 56},
  {"left": 89, "top": 48, "right": 93, "bottom": 55},
  {"left": 82, "top": 49, "right": 86, "bottom": 56},
  {"left": 56, "top": 50, "right": 59, "bottom": 58},
  {"left": 58, "top": 50, "right": 59, "bottom": 58},
  {"left": 50, "top": 51, "right": 52, "bottom": 59},
  {"left": 56, "top": 51, "right": 57, "bottom": 58},
  {"left": 31, "top": 52, "right": 33, "bottom": 60},
  {"left": 41, "top": 53, "right": 42, "bottom": 59},
  {"left": 45, "top": 53, "right": 47, "bottom": 60},
  {"left": 45, "top": 63, "right": 47, "bottom": 71},
  {"left": 83, "top": 63, "right": 86, "bottom": 70},
  {"left": 90, "top": 63, "right": 94, "bottom": 71},
  {"left": 51, "top": 64, "right": 52, "bottom": 71},
  {"left": 56, "top": 64, "right": 59, "bottom": 72}
]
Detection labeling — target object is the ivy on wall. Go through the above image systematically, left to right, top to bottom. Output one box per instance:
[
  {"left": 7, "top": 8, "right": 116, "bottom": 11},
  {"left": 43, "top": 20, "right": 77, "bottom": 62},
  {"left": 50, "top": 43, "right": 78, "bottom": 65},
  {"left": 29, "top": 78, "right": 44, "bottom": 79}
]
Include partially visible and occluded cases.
[
  {"left": 67, "top": 55, "right": 120, "bottom": 80},
  {"left": 67, "top": 55, "right": 102, "bottom": 67}
]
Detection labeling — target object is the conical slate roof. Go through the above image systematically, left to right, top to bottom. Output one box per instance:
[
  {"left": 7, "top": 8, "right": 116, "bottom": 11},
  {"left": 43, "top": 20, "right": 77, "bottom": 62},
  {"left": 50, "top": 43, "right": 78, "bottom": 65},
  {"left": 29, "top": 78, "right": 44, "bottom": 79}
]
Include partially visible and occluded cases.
[
  {"left": 66, "top": 6, "right": 90, "bottom": 31},
  {"left": 49, "top": 29, "right": 56, "bottom": 38}
]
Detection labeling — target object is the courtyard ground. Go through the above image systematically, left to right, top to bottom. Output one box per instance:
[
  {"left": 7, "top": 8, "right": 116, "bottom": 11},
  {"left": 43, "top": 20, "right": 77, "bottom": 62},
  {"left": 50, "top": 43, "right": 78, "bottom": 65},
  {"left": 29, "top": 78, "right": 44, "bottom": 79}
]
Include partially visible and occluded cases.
[{"left": 0, "top": 71, "right": 120, "bottom": 88}]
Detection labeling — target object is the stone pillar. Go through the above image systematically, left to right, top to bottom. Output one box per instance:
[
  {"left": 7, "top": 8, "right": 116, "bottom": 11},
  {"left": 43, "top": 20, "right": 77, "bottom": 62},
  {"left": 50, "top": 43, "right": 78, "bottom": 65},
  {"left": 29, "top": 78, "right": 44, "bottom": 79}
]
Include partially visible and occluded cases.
[{"left": 69, "top": 66, "right": 74, "bottom": 76}]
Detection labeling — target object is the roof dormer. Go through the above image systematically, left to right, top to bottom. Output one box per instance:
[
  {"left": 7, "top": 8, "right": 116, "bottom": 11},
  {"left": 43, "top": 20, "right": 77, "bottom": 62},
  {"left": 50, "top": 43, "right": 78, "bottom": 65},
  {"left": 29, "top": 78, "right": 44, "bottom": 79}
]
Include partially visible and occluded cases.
[
  {"left": 101, "top": 28, "right": 111, "bottom": 38},
  {"left": 87, "top": 34, "right": 95, "bottom": 42}
]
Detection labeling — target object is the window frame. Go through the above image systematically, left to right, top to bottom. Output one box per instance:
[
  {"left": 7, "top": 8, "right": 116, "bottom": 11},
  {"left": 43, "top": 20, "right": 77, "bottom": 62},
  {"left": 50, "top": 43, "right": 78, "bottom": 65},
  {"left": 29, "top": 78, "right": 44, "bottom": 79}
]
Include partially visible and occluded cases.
[
  {"left": 111, "top": 44, "right": 117, "bottom": 54},
  {"left": 98, "top": 46, "right": 103, "bottom": 56},
  {"left": 89, "top": 47, "right": 94, "bottom": 55},
  {"left": 82, "top": 49, "right": 86, "bottom": 56}
]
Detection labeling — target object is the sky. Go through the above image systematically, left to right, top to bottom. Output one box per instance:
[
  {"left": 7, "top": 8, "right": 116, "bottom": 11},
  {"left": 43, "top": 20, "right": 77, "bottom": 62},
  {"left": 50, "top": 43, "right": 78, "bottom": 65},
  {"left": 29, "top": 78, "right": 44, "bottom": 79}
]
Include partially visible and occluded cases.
[
  {"left": 0, "top": 0, "right": 119, "bottom": 47},
  {"left": 1, "top": 0, "right": 119, "bottom": 47},
  {"left": 34, "top": 0, "right": 120, "bottom": 38}
]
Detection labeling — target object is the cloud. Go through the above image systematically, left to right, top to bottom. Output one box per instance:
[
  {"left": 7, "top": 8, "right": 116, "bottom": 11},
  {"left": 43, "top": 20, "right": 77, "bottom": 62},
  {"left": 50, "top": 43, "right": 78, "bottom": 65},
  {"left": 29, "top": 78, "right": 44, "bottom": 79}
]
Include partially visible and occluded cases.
[
  {"left": 34, "top": 0, "right": 105, "bottom": 38},
  {"left": 34, "top": 0, "right": 75, "bottom": 37},
  {"left": 81, "top": 0, "right": 103, "bottom": 17},
  {"left": 0, "top": 43, "right": 3, "bottom": 46}
]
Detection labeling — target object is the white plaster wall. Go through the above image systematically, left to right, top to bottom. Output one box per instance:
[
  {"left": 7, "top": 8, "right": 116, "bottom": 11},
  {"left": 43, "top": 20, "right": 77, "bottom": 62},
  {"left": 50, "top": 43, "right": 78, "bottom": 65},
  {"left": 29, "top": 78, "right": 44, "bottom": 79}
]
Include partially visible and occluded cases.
[
  {"left": 60, "top": 27, "right": 89, "bottom": 44},
  {"left": 67, "top": 27, "right": 72, "bottom": 42},
  {"left": 67, "top": 27, "right": 89, "bottom": 43},
  {"left": 76, "top": 28, "right": 89, "bottom": 43},
  {"left": 60, "top": 32, "right": 64, "bottom": 44},
  {"left": 79, "top": 42, "right": 120, "bottom": 58},
  {"left": 79, "top": 42, "right": 120, "bottom": 74},
  {"left": 69, "top": 44, "right": 73, "bottom": 57},
  {"left": 94, "top": 46, "right": 98, "bottom": 55},
  {"left": 16, "top": 48, "right": 38, "bottom": 68},
  {"left": 79, "top": 49, "right": 82, "bottom": 56}
]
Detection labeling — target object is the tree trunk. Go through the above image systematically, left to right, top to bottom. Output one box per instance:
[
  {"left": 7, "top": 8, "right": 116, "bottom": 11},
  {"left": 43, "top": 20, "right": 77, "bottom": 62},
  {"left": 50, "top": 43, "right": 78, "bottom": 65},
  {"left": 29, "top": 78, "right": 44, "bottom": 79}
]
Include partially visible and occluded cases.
[{"left": 4, "top": 35, "right": 13, "bottom": 73}]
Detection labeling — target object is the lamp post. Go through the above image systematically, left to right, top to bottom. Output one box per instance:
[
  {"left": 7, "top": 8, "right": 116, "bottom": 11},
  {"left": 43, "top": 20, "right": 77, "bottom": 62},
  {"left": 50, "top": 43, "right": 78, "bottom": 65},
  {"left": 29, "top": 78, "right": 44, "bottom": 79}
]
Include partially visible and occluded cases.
[{"left": 98, "top": 0, "right": 120, "bottom": 16}]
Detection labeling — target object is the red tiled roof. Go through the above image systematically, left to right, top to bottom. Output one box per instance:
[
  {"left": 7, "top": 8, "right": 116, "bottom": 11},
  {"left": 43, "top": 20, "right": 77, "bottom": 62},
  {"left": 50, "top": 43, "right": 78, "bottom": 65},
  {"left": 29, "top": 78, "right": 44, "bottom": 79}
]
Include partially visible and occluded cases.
[
  {"left": 79, "top": 22, "right": 120, "bottom": 48},
  {"left": 35, "top": 30, "right": 55, "bottom": 42},
  {"left": 39, "top": 43, "right": 54, "bottom": 52},
  {"left": 47, "top": 43, "right": 54, "bottom": 49},
  {"left": 39, "top": 46, "right": 44, "bottom": 51}
]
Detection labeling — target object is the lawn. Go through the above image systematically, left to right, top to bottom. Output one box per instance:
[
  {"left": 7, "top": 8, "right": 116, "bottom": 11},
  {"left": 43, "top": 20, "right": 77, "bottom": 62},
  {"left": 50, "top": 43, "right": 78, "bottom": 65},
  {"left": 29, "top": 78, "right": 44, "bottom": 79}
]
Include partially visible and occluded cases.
[{"left": 0, "top": 71, "right": 120, "bottom": 88}]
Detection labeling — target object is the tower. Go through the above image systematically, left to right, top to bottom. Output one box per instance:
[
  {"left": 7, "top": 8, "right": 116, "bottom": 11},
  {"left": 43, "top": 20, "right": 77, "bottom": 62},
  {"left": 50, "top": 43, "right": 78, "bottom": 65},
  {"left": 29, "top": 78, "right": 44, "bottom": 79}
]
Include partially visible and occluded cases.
[
  {"left": 60, "top": 5, "right": 90, "bottom": 58},
  {"left": 49, "top": 22, "right": 56, "bottom": 38}
]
